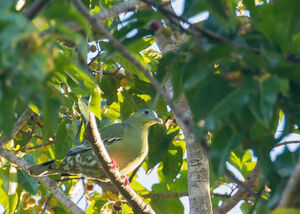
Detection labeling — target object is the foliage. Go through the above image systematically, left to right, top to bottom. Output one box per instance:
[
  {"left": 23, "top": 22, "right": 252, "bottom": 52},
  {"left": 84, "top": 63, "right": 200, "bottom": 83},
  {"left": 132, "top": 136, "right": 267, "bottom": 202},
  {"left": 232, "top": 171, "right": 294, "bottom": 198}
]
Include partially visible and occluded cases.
[{"left": 0, "top": 0, "right": 300, "bottom": 213}]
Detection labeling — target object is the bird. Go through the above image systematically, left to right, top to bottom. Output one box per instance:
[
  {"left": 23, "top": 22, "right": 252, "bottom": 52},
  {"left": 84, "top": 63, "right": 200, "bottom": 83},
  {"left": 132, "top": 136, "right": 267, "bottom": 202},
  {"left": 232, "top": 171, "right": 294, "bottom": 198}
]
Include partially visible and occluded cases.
[{"left": 28, "top": 109, "right": 163, "bottom": 180}]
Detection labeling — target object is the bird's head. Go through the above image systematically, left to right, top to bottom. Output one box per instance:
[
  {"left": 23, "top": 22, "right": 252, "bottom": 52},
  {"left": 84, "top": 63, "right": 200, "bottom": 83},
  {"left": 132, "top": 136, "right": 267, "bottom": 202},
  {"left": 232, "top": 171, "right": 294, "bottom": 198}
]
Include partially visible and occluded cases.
[{"left": 129, "top": 109, "right": 163, "bottom": 128}]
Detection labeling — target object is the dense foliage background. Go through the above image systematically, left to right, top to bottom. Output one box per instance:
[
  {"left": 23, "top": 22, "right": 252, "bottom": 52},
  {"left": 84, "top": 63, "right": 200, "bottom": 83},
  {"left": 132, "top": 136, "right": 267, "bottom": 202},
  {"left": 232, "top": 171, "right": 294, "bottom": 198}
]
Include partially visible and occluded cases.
[{"left": 0, "top": 0, "right": 300, "bottom": 213}]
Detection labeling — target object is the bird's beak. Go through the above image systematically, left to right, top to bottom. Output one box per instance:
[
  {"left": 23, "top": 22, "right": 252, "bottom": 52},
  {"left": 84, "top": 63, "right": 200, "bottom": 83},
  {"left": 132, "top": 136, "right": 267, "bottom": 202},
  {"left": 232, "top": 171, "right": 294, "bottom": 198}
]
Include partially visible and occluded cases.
[{"left": 153, "top": 117, "right": 163, "bottom": 124}]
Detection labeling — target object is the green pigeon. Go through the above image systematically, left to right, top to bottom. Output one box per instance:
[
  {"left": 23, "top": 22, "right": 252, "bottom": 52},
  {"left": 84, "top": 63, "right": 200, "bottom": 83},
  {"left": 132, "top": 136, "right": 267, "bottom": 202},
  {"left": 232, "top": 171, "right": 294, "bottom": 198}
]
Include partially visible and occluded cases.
[{"left": 28, "top": 109, "right": 163, "bottom": 180}]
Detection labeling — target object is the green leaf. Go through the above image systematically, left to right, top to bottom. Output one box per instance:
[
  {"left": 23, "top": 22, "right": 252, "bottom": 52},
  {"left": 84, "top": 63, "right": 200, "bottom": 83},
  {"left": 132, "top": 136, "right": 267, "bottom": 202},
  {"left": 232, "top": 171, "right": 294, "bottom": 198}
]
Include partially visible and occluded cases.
[
  {"left": 0, "top": 0, "right": 13, "bottom": 12},
  {"left": 183, "top": 0, "right": 207, "bottom": 18},
  {"left": 99, "top": 75, "right": 119, "bottom": 105},
  {"left": 90, "top": 87, "right": 101, "bottom": 120},
  {"left": 206, "top": 89, "right": 250, "bottom": 129},
  {"left": 42, "top": 93, "right": 60, "bottom": 142},
  {"left": 78, "top": 98, "right": 89, "bottom": 121},
  {"left": 28, "top": 103, "right": 40, "bottom": 115},
  {"left": 55, "top": 119, "right": 77, "bottom": 159},
  {"left": 147, "top": 126, "right": 178, "bottom": 171},
  {"left": 211, "top": 127, "right": 244, "bottom": 175},
  {"left": 162, "top": 140, "right": 185, "bottom": 182},
  {"left": 274, "top": 147, "right": 299, "bottom": 177},
  {"left": 242, "top": 150, "right": 252, "bottom": 164},
  {"left": 229, "top": 151, "right": 242, "bottom": 170},
  {"left": 169, "top": 160, "right": 188, "bottom": 193},
  {"left": 17, "top": 170, "right": 38, "bottom": 194},
  {"left": 0, "top": 179, "right": 9, "bottom": 213},
  {"left": 151, "top": 183, "right": 184, "bottom": 214},
  {"left": 8, "top": 193, "right": 18, "bottom": 214},
  {"left": 122, "top": 204, "right": 134, "bottom": 214},
  {"left": 272, "top": 208, "right": 300, "bottom": 214}
]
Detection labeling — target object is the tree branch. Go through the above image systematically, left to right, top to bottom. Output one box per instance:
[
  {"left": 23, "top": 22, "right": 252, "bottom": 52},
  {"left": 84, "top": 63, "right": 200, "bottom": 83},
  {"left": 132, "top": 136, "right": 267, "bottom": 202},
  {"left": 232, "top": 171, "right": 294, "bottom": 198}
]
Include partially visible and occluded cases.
[
  {"left": 23, "top": 0, "right": 52, "bottom": 20},
  {"left": 72, "top": 0, "right": 185, "bottom": 123},
  {"left": 94, "top": 0, "right": 145, "bottom": 21},
  {"left": 143, "top": 0, "right": 300, "bottom": 65},
  {"left": 150, "top": 7, "right": 213, "bottom": 214},
  {"left": 0, "top": 107, "right": 33, "bottom": 146},
  {"left": 88, "top": 112, "right": 155, "bottom": 214},
  {"left": 274, "top": 141, "right": 300, "bottom": 148},
  {"left": 0, "top": 147, "right": 85, "bottom": 214},
  {"left": 278, "top": 150, "right": 300, "bottom": 208},
  {"left": 214, "top": 164, "right": 260, "bottom": 214},
  {"left": 142, "top": 192, "right": 188, "bottom": 199}
]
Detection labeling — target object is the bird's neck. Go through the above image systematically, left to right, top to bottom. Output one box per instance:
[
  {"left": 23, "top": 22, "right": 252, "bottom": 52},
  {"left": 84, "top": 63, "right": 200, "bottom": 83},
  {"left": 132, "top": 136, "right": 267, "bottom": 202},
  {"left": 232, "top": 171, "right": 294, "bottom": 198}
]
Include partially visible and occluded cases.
[{"left": 124, "top": 120, "right": 149, "bottom": 148}]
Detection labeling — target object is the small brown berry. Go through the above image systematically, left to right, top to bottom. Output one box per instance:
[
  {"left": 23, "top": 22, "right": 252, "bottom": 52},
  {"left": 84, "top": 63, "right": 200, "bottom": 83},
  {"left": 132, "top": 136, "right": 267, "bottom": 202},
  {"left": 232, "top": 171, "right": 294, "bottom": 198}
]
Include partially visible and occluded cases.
[
  {"left": 150, "top": 22, "right": 161, "bottom": 32},
  {"left": 89, "top": 45, "right": 97, "bottom": 52},
  {"left": 120, "top": 79, "right": 129, "bottom": 87}
]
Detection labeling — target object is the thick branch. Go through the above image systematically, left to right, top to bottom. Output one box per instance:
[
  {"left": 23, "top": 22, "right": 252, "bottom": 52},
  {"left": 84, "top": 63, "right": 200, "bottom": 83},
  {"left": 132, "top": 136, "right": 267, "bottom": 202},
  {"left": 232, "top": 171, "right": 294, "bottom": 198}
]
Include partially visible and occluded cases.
[
  {"left": 23, "top": 0, "right": 51, "bottom": 20},
  {"left": 151, "top": 14, "right": 213, "bottom": 213},
  {"left": 0, "top": 107, "right": 33, "bottom": 146},
  {"left": 88, "top": 112, "right": 155, "bottom": 214},
  {"left": 0, "top": 147, "right": 85, "bottom": 214},
  {"left": 278, "top": 150, "right": 300, "bottom": 207},
  {"left": 214, "top": 164, "right": 260, "bottom": 214}
]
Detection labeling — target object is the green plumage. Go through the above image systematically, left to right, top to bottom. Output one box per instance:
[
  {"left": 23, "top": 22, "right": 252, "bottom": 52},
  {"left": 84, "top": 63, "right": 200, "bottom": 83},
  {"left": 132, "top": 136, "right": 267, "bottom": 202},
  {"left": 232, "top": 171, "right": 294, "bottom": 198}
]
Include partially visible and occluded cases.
[{"left": 28, "top": 109, "right": 162, "bottom": 180}]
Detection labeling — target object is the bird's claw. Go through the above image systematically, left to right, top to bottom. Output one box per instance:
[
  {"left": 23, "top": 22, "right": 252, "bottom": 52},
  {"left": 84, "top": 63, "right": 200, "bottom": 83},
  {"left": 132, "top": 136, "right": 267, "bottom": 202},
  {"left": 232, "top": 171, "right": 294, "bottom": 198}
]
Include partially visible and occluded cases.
[
  {"left": 110, "top": 159, "right": 119, "bottom": 170},
  {"left": 122, "top": 175, "right": 130, "bottom": 186}
]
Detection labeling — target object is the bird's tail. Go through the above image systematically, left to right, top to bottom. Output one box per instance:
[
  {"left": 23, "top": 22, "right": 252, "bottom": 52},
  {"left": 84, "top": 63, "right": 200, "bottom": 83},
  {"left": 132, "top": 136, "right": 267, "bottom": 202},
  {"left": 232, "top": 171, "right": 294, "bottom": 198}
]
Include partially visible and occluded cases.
[{"left": 28, "top": 160, "right": 58, "bottom": 177}]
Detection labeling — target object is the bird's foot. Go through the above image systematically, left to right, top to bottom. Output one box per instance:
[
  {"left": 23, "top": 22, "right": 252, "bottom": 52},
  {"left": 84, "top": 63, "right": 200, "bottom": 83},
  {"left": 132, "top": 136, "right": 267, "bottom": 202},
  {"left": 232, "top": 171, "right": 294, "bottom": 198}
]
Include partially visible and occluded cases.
[
  {"left": 110, "top": 159, "right": 119, "bottom": 170},
  {"left": 122, "top": 175, "right": 130, "bottom": 186}
]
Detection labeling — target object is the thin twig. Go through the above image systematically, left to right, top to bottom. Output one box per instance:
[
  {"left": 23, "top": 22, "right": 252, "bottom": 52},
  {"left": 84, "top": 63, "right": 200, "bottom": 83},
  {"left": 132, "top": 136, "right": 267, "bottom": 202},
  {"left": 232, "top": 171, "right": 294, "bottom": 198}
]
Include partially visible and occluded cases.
[
  {"left": 23, "top": 0, "right": 52, "bottom": 20},
  {"left": 72, "top": 0, "right": 185, "bottom": 124},
  {"left": 94, "top": 0, "right": 144, "bottom": 22},
  {"left": 143, "top": 0, "right": 300, "bottom": 65},
  {"left": 0, "top": 108, "right": 33, "bottom": 146},
  {"left": 17, "top": 115, "right": 37, "bottom": 152},
  {"left": 26, "top": 139, "right": 55, "bottom": 150},
  {"left": 274, "top": 141, "right": 300, "bottom": 148},
  {"left": 0, "top": 147, "right": 85, "bottom": 214},
  {"left": 215, "top": 165, "right": 260, "bottom": 214},
  {"left": 225, "top": 170, "right": 262, "bottom": 200},
  {"left": 55, "top": 177, "right": 84, "bottom": 182},
  {"left": 141, "top": 192, "right": 188, "bottom": 199},
  {"left": 213, "top": 193, "right": 231, "bottom": 198},
  {"left": 41, "top": 195, "right": 52, "bottom": 214}
]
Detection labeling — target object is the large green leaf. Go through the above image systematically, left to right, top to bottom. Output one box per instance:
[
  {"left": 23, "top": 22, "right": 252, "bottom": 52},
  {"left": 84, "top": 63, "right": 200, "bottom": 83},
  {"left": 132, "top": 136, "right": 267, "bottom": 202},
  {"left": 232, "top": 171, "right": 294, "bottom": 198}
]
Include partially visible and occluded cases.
[
  {"left": 42, "top": 93, "right": 60, "bottom": 142},
  {"left": 55, "top": 119, "right": 77, "bottom": 159},
  {"left": 147, "top": 126, "right": 179, "bottom": 172},
  {"left": 211, "top": 127, "right": 244, "bottom": 176},
  {"left": 161, "top": 140, "right": 185, "bottom": 182},
  {"left": 17, "top": 170, "right": 38, "bottom": 194},
  {"left": 150, "top": 183, "right": 184, "bottom": 214}
]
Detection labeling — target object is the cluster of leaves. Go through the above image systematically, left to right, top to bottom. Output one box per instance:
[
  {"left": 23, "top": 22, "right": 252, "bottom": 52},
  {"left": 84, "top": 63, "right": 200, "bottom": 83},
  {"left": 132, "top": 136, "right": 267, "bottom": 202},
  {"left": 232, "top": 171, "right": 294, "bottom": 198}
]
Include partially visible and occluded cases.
[
  {"left": 0, "top": 0, "right": 186, "bottom": 213},
  {"left": 1, "top": 0, "right": 300, "bottom": 213},
  {"left": 156, "top": 0, "right": 300, "bottom": 212}
]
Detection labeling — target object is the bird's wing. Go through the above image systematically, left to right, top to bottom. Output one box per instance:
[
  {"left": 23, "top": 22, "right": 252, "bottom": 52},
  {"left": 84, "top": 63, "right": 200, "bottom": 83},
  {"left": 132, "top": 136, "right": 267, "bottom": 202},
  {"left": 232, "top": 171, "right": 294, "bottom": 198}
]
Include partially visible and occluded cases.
[
  {"left": 67, "top": 123, "right": 125, "bottom": 156},
  {"left": 100, "top": 123, "right": 125, "bottom": 146}
]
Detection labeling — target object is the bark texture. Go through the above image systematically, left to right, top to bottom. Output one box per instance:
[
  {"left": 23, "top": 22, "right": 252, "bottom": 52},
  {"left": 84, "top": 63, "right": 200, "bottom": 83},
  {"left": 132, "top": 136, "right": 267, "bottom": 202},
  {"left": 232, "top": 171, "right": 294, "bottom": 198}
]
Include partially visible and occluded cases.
[{"left": 154, "top": 28, "right": 213, "bottom": 214}]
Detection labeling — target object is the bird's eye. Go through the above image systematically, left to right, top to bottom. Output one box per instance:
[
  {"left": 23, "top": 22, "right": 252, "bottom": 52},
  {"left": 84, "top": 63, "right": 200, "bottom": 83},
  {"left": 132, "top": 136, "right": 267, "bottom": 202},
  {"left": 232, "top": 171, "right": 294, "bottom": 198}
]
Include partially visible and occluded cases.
[{"left": 143, "top": 110, "right": 149, "bottom": 115}]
